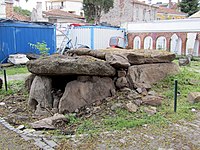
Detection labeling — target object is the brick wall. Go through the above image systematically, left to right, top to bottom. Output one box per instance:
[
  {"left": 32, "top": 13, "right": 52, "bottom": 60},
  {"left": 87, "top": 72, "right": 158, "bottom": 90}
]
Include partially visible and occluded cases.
[
  {"left": 6, "top": 2, "right": 13, "bottom": 18},
  {"left": 128, "top": 32, "right": 200, "bottom": 56}
]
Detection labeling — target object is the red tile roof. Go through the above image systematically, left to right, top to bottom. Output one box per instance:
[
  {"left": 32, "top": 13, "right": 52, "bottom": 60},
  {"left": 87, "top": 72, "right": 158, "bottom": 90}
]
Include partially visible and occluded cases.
[
  {"left": 157, "top": 7, "right": 187, "bottom": 16},
  {"left": 43, "top": 9, "right": 85, "bottom": 19},
  {"left": 11, "top": 12, "right": 31, "bottom": 21}
]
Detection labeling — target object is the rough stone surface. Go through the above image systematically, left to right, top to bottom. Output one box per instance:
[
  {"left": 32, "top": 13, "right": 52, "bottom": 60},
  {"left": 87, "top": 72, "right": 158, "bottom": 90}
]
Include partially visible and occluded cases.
[
  {"left": 125, "top": 49, "right": 176, "bottom": 65},
  {"left": 105, "top": 53, "right": 130, "bottom": 68},
  {"left": 27, "top": 55, "right": 116, "bottom": 76},
  {"left": 127, "top": 63, "right": 179, "bottom": 89},
  {"left": 117, "top": 70, "right": 126, "bottom": 77},
  {"left": 25, "top": 74, "right": 36, "bottom": 91},
  {"left": 28, "top": 76, "right": 53, "bottom": 114},
  {"left": 59, "top": 76, "right": 115, "bottom": 113},
  {"left": 115, "top": 77, "right": 129, "bottom": 89},
  {"left": 188, "top": 92, "right": 200, "bottom": 104},
  {"left": 142, "top": 96, "right": 163, "bottom": 106},
  {"left": 126, "top": 102, "right": 138, "bottom": 113},
  {"left": 144, "top": 107, "right": 157, "bottom": 115},
  {"left": 30, "top": 114, "right": 67, "bottom": 129}
]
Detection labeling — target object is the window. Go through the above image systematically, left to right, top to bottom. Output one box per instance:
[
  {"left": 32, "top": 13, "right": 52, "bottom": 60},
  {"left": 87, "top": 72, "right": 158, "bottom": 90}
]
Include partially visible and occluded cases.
[
  {"left": 133, "top": 36, "right": 141, "bottom": 49},
  {"left": 144, "top": 36, "right": 153, "bottom": 49},
  {"left": 156, "top": 36, "right": 167, "bottom": 50}
]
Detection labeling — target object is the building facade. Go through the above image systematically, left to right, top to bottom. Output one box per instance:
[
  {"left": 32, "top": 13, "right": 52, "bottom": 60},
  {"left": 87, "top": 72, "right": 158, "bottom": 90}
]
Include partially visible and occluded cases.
[
  {"left": 45, "top": 0, "right": 84, "bottom": 17},
  {"left": 101, "top": 0, "right": 157, "bottom": 26},
  {"left": 124, "top": 19, "right": 200, "bottom": 56}
]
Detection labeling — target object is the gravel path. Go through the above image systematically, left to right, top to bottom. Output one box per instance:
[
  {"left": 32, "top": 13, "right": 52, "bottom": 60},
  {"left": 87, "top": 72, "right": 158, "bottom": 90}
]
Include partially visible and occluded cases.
[
  {"left": 0, "top": 73, "right": 30, "bottom": 81},
  {"left": 0, "top": 124, "right": 38, "bottom": 150}
]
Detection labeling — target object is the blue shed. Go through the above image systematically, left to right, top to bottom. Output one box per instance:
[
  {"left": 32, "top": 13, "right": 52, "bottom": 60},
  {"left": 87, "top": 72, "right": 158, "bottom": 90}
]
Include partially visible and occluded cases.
[{"left": 0, "top": 19, "right": 56, "bottom": 63}]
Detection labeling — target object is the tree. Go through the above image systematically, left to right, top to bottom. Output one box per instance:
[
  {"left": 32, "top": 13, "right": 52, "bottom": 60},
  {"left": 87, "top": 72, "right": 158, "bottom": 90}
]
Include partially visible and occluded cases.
[
  {"left": 83, "top": 0, "right": 114, "bottom": 24},
  {"left": 179, "top": 0, "right": 200, "bottom": 16},
  {"left": 14, "top": 6, "right": 31, "bottom": 16}
]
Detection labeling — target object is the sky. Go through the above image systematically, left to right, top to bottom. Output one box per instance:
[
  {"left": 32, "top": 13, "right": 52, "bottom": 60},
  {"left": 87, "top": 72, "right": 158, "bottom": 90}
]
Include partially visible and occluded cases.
[{"left": 14, "top": 0, "right": 180, "bottom": 11}]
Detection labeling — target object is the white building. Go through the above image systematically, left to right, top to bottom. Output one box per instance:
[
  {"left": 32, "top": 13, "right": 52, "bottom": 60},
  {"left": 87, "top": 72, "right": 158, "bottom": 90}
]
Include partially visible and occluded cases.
[
  {"left": 0, "top": 0, "right": 6, "bottom": 18},
  {"left": 45, "top": 0, "right": 84, "bottom": 17}
]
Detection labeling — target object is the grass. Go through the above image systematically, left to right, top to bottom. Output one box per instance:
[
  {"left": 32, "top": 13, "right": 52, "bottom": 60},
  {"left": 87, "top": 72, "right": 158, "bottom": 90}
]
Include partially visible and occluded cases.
[
  {"left": 68, "top": 60, "right": 200, "bottom": 134},
  {"left": 0, "top": 61, "right": 200, "bottom": 136},
  {"left": 0, "top": 65, "right": 28, "bottom": 76}
]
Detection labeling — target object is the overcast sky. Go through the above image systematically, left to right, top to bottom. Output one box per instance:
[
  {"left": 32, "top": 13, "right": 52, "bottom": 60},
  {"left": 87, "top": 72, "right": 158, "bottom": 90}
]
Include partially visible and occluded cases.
[{"left": 14, "top": 0, "right": 180, "bottom": 11}]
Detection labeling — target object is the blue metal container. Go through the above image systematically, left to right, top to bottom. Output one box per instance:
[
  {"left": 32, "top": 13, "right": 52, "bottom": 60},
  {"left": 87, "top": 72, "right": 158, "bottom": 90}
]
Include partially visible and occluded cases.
[{"left": 0, "top": 19, "right": 56, "bottom": 63}]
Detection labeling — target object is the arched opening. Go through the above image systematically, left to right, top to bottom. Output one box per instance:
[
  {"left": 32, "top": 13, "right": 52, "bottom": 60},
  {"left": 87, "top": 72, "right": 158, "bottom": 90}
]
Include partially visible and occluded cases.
[
  {"left": 170, "top": 34, "right": 182, "bottom": 55},
  {"left": 133, "top": 36, "right": 141, "bottom": 49},
  {"left": 144, "top": 36, "right": 153, "bottom": 50},
  {"left": 156, "top": 36, "right": 167, "bottom": 50},
  {"left": 194, "top": 40, "right": 199, "bottom": 56}
]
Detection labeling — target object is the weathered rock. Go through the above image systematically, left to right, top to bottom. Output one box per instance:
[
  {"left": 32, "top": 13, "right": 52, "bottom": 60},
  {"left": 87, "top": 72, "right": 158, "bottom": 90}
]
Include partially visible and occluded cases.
[
  {"left": 67, "top": 48, "right": 176, "bottom": 65},
  {"left": 67, "top": 48, "right": 106, "bottom": 60},
  {"left": 125, "top": 49, "right": 176, "bottom": 65},
  {"left": 105, "top": 53, "right": 130, "bottom": 68},
  {"left": 27, "top": 55, "right": 116, "bottom": 76},
  {"left": 127, "top": 63, "right": 179, "bottom": 89},
  {"left": 117, "top": 70, "right": 126, "bottom": 78},
  {"left": 25, "top": 74, "right": 36, "bottom": 91},
  {"left": 28, "top": 76, "right": 53, "bottom": 114},
  {"left": 59, "top": 76, "right": 115, "bottom": 113},
  {"left": 115, "top": 77, "right": 129, "bottom": 89},
  {"left": 0, "top": 78, "right": 2, "bottom": 89},
  {"left": 136, "top": 87, "right": 148, "bottom": 96},
  {"left": 188, "top": 92, "right": 200, "bottom": 103},
  {"left": 142, "top": 95, "right": 163, "bottom": 106},
  {"left": 133, "top": 99, "right": 143, "bottom": 106},
  {"left": 126, "top": 102, "right": 138, "bottom": 113},
  {"left": 111, "top": 103, "right": 123, "bottom": 111},
  {"left": 144, "top": 107, "right": 157, "bottom": 115},
  {"left": 30, "top": 114, "right": 68, "bottom": 129}
]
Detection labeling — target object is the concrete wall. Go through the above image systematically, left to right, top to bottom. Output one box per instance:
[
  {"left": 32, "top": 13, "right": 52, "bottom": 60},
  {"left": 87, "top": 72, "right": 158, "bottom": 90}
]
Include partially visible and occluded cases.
[{"left": 101, "top": 0, "right": 157, "bottom": 26}]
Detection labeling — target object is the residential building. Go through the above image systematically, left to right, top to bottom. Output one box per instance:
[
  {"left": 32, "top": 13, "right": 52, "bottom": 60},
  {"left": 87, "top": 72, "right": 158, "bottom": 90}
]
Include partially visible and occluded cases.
[
  {"left": 0, "top": 0, "right": 30, "bottom": 21},
  {"left": 0, "top": 0, "right": 6, "bottom": 18},
  {"left": 45, "top": 0, "right": 84, "bottom": 17},
  {"left": 101, "top": 0, "right": 157, "bottom": 26},
  {"left": 154, "top": 0, "right": 187, "bottom": 20},
  {"left": 31, "top": 2, "right": 85, "bottom": 25},
  {"left": 156, "top": 7, "right": 187, "bottom": 20}
]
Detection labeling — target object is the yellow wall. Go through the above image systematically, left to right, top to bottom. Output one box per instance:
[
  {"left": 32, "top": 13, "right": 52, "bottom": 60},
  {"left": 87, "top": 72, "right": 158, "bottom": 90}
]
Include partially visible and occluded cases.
[{"left": 157, "top": 13, "right": 187, "bottom": 20}]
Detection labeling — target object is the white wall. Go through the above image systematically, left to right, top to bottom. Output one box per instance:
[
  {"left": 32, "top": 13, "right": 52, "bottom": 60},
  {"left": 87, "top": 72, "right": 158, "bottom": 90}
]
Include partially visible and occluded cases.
[{"left": 0, "top": 0, "right": 6, "bottom": 18}]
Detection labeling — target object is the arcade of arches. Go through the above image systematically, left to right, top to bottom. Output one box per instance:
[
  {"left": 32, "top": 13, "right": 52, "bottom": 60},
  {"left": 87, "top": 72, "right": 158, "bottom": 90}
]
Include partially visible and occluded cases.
[{"left": 128, "top": 32, "right": 200, "bottom": 56}]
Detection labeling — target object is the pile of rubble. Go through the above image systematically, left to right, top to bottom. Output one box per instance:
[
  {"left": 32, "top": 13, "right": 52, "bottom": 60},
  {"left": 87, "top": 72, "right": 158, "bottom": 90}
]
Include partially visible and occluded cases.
[{"left": 26, "top": 48, "right": 179, "bottom": 118}]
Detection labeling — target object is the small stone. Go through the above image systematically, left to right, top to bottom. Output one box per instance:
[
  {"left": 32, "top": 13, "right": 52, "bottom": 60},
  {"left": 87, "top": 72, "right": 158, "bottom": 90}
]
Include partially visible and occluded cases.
[
  {"left": 117, "top": 70, "right": 126, "bottom": 77},
  {"left": 115, "top": 77, "right": 128, "bottom": 89},
  {"left": 120, "top": 87, "right": 132, "bottom": 93},
  {"left": 136, "top": 88, "right": 142, "bottom": 94},
  {"left": 148, "top": 91, "right": 157, "bottom": 96},
  {"left": 188, "top": 92, "right": 200, "bottom": 103},
  {"left": 142, "top": 95, "right": 163, "bottom": 106},
  {"left": 133, "top": 99, "right": 143, "bottom": 106},
  {"left": 0, "top": 102, "right": 5, "bottom": 106},
  {"left": 126, "top": 102, "right": 138, "bottom": 113},
  {"left": 111, "top": 103, "right": 123, "bottom": 111},
  {"left": 144, "top": 107, "right": 157, "bottom": 115},
  {"left": 191, "top": 108, "right": 196, "bottom": 112},
  {"left": 16, "top": 125, "right": 25, "bottom": 130},
  {"left": 23, "top": 129, "right": 36, "bottom": 133},
  {"left": 119, "top": 139, "right": 126, "bottom": 144}
]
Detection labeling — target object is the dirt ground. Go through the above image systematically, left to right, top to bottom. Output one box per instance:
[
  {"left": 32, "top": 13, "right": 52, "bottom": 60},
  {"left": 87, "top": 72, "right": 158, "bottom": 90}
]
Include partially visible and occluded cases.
[{"left": 0, "top": 124, "right": 39, "bottom": 150}]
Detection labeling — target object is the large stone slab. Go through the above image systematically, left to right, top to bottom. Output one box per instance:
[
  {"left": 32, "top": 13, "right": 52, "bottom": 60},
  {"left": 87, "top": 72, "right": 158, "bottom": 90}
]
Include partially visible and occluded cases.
[
  {"left": 67, "top": 48, "right": 176, "bottom": 65},
  {"left": 27, "top": 55, "right": 116, "bottom": 76},
  {"left": 127, "top": 63, "right": 179, "bottom": 89},
  {"left": 28, "top": 76, "right": 53, "bottom": 114},
  {"left": 59, "top": 76, "right": 115, "bottom": 113}
]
